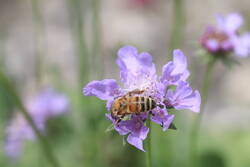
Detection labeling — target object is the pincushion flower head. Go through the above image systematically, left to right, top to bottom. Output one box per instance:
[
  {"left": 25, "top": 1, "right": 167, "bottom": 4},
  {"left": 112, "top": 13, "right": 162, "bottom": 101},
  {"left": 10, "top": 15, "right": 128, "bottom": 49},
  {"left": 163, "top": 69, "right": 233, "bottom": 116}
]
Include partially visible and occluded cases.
[
  {"left": 200, "top": 13, "right": 250, "bottom": 57},
  {"left": 83, "top": 46, "right": 201, "bottom": 151},
  {"left": 5, "top": 89, "right": 69, "bottom": 158}
]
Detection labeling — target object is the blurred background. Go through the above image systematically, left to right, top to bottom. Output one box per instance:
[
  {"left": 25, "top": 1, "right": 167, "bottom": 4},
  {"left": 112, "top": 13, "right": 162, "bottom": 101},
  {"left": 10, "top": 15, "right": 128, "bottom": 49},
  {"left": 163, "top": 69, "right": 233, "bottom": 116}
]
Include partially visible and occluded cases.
[{"left": 0, "top": 0, "right": 250, "bottom": 167}]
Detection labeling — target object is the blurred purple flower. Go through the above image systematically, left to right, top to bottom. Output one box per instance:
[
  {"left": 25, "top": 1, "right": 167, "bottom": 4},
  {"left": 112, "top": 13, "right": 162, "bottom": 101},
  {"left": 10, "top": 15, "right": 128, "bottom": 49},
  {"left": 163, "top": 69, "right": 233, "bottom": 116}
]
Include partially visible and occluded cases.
[
  {"left": 201, "top": 13, "right": 250, "bottom": 57},
  {"left": 84, "top": 46, "right": 200, "bottom": 151},
  {"left": 5, "top": 89, "right": 69, "bottom": 159},
  {"left": 4, "top": 114, "right": 35, "bottom": 158}
]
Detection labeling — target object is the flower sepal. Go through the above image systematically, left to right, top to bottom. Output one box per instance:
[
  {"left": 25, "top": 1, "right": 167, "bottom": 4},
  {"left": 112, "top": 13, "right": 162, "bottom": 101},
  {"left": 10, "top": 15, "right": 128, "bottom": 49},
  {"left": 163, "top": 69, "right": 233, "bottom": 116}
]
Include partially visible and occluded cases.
[
  {"left": 196, "top": 48, "right": 218, "bottom": 64},
  {"left": 219, "top": 54, "right": 241, "bottom": 68},
  {"left": 169, "top": 122, "right": 177, "bottom": 130},
  {"left": 105, "top": 123, "right": 115, "bottom": 133}
]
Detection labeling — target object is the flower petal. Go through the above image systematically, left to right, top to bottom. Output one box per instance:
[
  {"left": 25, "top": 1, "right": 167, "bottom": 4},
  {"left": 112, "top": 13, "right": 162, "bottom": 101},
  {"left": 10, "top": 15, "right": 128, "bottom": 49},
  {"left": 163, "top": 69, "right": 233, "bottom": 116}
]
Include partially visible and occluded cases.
[
  {"left": 217, "top": 13, "right": 243, "bottom": 34},
  {"left": 233, "top": 33, "right": 250, "bottom": 57},
  {"left": 206, "top": 39, "right": 220, "bottom": 52},
  {"left": 171, "top": 49, "right": 188, "bottom": 75},
  {"left": 160, "top": 50, "right": 189, "bottom": 86},
  {"left": 160, "top": 62, "right": 175, "bottom": 84},
  {"left": 180, "top": 70, "right": 190, "bottom": 81},
  {"left": 83, "top": 79, "right": 120, "bottom": 100},
  {"left": 166, "top": 81, "right": 201, "bottom": 113},
  {"left": 172, "top": 81, "right": 193, "bottom": 100},
  {"left": 174, "top": 90, "right": 201, "bottom": 113},
  {"left": 49, "top": 96, "right": 69, "bottom": 115},
  {"left": 106, "top": 100, "right": 114, "bottom": 111},
  {"left": 151, "top": 109, "right": 175, "bottom": 131},
  {"left": 5, "top": 114, "right": 36, "bottom": 158},
  {"left": 105, "top": 114, "right": 130, "bottom": 135},
  {"left": 124, "top": 114, "right": 148, "bottom": 139},
  {"left": 162, "top": 114, "right": 175, "bottom": 131},
  {"left": 138, "top": 124, "right": 149, "bottom": 140},
  {"left": 127, "top": 134, "right": 145, "bottom": 152},
  {"left": 5, "top": 139, "right": 23, "bottom": 159}
]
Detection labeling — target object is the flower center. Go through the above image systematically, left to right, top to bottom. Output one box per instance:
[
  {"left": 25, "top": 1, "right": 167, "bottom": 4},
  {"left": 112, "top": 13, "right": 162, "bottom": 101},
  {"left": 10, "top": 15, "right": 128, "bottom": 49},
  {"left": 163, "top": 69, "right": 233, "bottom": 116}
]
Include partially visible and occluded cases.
[
  {"left": 201, "top": 28, "right": 233, "bottom": 53},
  {"left": 207, "top": 31, "right": 228, "bottom": 43}
]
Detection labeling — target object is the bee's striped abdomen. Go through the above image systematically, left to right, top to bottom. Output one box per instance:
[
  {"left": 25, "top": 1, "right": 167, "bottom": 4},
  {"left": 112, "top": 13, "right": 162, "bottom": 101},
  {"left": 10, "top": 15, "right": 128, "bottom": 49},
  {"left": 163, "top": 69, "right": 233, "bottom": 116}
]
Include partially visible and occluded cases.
[
  {"left": 128, "top": 96, "right": 137, "bottom": 113},
  {"left": 141, "top": 96, "right": 145, "bottom": 112},
  {"left": 146, "top": 97, "right": 150, "bottom": 111}
]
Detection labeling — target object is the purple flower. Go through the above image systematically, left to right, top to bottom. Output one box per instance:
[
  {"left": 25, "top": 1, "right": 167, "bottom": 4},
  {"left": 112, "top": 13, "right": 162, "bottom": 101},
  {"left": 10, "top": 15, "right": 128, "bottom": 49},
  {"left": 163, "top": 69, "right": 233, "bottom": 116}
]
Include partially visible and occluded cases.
[
  {"left": 200, "top": 13, "right": 250, "bottom": 57},
  {"left": 84, "top": 46, "right": 200, "bottom": 151},
  {"left": 5, "top": 89, "right": 69, "bottom": 158}
]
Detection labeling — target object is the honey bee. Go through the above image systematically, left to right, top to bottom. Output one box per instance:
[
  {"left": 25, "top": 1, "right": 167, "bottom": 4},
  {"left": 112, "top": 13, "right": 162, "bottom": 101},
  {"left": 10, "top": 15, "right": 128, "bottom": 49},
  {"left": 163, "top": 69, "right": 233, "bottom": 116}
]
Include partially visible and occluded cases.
[{"left": 111, "top": 89, "right": 158, "bottom": 123}]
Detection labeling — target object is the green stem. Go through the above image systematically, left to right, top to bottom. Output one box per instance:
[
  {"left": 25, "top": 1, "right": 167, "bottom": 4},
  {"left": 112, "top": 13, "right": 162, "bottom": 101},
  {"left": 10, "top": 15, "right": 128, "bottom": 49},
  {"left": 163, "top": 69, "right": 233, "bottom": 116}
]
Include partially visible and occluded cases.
[
  {"left": 31, "top": 0, "right": 45, "bottom": 87},
  {"left": 67, "top": 0, "right": 89, "bottom": 84},
  {"left": 91, "top": 0, "right": 102, "bottom": 78},
  {"left": 170, "top": 0, "right": 185, "bottom": 51},
  {"left": 0, "top": 33, "right": 5, "bottom": 70},
  {"left": 189, "top": 58, "right": 217, "bottom": 167},
  {"left": 0, "top": 70, "right": 61, "bottom": 167},
  {"left": 146, "top": 117, "right": 152, "bottom": 167}
]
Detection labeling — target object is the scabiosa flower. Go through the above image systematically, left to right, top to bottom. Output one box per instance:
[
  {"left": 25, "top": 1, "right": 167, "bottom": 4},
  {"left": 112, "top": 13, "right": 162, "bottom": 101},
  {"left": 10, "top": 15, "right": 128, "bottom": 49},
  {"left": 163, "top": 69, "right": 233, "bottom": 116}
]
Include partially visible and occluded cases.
[
  {"left": 200, "top": 13, "right": 250, "bottom": 57},
  {"left": 83, "top": 46, "right": 200, "bottom": 151},
  {"left": 4, "top": 89, "right": 69, "bottom": 159}
]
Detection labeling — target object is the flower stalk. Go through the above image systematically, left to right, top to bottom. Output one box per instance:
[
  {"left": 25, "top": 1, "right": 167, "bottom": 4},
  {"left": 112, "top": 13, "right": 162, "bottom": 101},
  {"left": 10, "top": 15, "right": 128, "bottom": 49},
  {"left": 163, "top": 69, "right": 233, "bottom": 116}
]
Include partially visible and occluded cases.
[
  {"left": 31, "top": 0, "right": 45, "bottom": 87},
  {"left": 67, "top": 0, "right": 89, "bottom": 84},
  {"left": 91, "top": 0, "right": 103, "bottom": 78},
  {"left": 170, "top": 0, "right": 185, "bottom": 51},
  {"left": 189, "top": 57, "right": 217, "bottom": 167},
  {"left": 0, "top": 70, "right": 61, "bottom": 167}
]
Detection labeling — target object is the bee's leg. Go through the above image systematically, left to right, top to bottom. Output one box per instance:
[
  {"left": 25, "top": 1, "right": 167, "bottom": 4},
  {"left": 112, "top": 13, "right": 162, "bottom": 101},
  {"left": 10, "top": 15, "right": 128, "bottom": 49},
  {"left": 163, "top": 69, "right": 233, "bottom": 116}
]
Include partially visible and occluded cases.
[
  {"left": 115, "top": 115, "right": 125, "bottom": 126},
  {"left": 115, "top": 118, "right": 122, "bottom": 126}
]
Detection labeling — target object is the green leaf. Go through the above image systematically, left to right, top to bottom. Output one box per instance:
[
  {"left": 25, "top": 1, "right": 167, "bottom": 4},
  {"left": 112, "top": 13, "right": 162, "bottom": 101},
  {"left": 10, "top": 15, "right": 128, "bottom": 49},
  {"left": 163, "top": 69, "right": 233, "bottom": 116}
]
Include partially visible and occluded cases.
[{"left": 169, "top": 123, "right": 177, "bottom": 130}]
